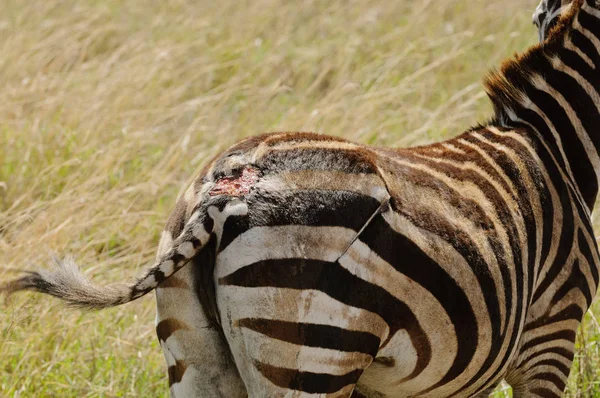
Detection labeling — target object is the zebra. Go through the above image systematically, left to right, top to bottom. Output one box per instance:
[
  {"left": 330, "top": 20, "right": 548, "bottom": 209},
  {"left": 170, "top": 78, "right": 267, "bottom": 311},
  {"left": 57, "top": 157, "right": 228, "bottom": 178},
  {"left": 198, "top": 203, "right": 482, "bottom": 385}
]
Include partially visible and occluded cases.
[
  {"left": 2, "top": 0, "right": 600, "bottom": 396},
  {"left": 534, "top": 1, "right": 571, "bottom": 42}
]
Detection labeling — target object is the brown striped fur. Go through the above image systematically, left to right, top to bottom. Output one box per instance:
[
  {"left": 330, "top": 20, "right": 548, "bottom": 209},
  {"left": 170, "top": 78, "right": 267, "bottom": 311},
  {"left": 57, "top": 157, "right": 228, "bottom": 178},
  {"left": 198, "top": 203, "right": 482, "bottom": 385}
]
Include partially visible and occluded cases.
[{"left": 3, "top": 1, "right": 600, "bottom": 397}]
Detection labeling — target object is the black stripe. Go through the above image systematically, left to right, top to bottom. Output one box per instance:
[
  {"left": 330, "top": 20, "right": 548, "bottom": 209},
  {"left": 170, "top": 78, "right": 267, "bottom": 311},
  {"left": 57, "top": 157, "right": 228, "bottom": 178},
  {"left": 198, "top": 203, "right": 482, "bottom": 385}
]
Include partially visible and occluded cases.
[
  {"left": 579, "top": 5, "right": 600, "bottom": 41},
  {"left": 570, "top": 29, "right": 599, "bottom": 69},
  {"left": 218, "top": 189, "right": 382, "bottom": 252},
  {"left": 531, "top": 210, "right": 575, "bottom": 308},
  {"left": 204, "top": 216, "right": 215, "bottom": 234},
  {"left": 578, "top": 229, "right": 600, "bottom": 288},
  {"left": 192, "top": 237, "right": 222, "bottom": 329},
  {"left": 552, "top": 258, "right": 593, "bottom": 308},
  {"left": 153, "top": 268, "right": 167, "bottom": 284},
  {"left": 523, "top": 304, "right": 584, "bottom": 333},
  {"left": 156, "top": 318, "right": 188, "bottom": 343},
  {"left": 238, "top": 318, "right": 380, "bottom": 355},
  {"left": 520, "top": 330, "right": 577, "bottom": 354},
  {"left": 519, "top": 346, "right": 575, "bottom": 368},
  {"left": 531, "top": 359, "right": 571, "bottom": 376},
  {"left": 168, "top": 360, "right": 187, "bottom": 386},
  {"left": 254, "top": 362, "right": 363, "bottom": 394},
  {"left": 531, "top": 372, "right": 566, "bottom": 392}
]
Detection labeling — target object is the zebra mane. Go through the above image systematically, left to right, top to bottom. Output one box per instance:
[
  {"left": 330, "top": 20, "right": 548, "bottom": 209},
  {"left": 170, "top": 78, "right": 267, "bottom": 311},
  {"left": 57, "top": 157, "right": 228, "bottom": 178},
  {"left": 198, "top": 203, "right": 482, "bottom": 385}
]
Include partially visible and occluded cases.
[{"left": 483, "top": 0, "right": 584, "bottom": 122}]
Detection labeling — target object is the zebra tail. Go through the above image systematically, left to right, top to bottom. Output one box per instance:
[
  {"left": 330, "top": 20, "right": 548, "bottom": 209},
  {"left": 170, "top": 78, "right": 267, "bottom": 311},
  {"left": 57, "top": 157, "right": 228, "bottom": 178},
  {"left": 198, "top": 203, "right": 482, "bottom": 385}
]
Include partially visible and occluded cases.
[{"left": 0, "top": 205, "right": 213, "bottom": 310}]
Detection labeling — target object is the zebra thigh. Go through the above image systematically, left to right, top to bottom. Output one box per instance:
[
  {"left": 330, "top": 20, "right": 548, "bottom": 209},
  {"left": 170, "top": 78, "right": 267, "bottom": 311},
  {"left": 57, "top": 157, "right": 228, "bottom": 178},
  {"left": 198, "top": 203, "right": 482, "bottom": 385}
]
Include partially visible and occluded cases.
[
  {"left": 211, "top": 200, "right": 391, "bottom": 395},
  {"left": 214, "top": 238, "right": 388, "bottom": 396}
]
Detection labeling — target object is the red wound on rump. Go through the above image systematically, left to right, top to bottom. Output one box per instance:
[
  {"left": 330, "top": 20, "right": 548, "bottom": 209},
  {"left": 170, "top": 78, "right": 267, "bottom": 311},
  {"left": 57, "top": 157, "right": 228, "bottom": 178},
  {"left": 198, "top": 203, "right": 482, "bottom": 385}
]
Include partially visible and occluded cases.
[{"left": 209, "top": 166, "right": 260, "bottom": 197}]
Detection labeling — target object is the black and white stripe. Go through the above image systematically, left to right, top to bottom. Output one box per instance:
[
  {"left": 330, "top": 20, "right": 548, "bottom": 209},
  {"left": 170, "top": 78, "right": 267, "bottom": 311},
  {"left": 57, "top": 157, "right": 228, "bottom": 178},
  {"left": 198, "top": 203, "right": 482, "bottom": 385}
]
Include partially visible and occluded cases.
[{"left": 3, "top": 1, "right": 600, "bottom": 397}]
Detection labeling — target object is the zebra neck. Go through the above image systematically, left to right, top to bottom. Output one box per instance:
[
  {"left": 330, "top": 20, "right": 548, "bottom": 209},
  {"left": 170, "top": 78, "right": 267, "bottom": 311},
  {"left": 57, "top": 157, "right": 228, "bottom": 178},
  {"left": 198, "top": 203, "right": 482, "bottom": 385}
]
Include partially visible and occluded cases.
[{"left": 485, "top": 0, "right": 600, "bottom": 210}]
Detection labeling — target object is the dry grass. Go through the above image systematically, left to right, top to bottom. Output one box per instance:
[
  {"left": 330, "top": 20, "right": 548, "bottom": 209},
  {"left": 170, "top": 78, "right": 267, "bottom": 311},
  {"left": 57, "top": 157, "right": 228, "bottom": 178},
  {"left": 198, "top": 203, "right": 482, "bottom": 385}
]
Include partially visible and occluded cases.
[{"left": 0, "top": 0, "right": 598, "bottom": 396}]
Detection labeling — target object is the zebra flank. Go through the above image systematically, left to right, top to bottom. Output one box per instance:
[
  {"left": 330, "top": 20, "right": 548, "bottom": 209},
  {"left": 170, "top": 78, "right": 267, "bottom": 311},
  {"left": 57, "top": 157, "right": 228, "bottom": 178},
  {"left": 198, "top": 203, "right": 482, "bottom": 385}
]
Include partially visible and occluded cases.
[{"left": 3, "top": 0, "right": 600, "bottom": 397}]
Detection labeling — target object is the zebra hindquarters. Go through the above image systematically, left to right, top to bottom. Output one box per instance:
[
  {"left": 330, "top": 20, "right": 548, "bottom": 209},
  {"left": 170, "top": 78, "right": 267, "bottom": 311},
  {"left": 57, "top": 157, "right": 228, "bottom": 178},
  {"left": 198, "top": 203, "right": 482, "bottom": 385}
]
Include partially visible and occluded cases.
[{"left": 212, "top": 185, "right": 390, "bottom": 397}]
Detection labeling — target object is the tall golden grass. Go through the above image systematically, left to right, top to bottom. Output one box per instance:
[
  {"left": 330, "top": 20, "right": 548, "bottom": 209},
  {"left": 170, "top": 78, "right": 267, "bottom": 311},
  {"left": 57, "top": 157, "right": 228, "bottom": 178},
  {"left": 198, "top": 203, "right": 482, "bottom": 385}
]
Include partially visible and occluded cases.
[{"left": 1, "top": 0, "right": 598, "bottom": 396}]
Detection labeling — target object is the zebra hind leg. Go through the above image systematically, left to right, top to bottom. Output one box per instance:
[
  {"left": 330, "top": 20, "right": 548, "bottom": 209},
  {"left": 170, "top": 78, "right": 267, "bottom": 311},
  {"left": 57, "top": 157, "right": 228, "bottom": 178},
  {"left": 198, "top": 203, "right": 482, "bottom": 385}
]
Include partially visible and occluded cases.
[{"left": 504, "top": 330, "right": 576, "bottom": 397}]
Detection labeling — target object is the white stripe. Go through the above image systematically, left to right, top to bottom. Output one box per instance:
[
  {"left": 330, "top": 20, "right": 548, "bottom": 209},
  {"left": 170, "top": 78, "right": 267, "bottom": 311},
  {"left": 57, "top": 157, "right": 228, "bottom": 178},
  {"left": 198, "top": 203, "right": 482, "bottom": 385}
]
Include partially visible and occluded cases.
[
  {"left": 582, "top": 1, "right": 600, "bottom": 20},
  {"left": 573, "top": 18, "right": 600, "bottom": 62},
  {"left": 564, "top": 36, "right": 595, "bottom": 69},
  {"left": 441, "top": 142, "right": 467, "bottom": 154},
  {"left": 255, "top": 170, "right": 389, "bottom": 201},
  {"left": 192, "top": 222, "right": 210, "bottom": 242},
  {"left": 215, "top": 225, "right": 356, "bottom": 279},
  {"left": 177, "top": 241, "right": 195, "bottom": 258},
  {"left": 160, "top": 260, "right": 175, "bottom": 275},
  {"left": 136, "top": 274, "right": 157, "bottom": 290},
  {"left": 219, "top": 286, "right": 389, "bottom": 339},
  {"left": 548, "top": 287, "right": 587, "bottom": 318},
  {"left": 519, "top": 319, "right": 580, "bottom": 344},
  {"left": 242, "top": 328, "right": 373, "bottom": 375}
]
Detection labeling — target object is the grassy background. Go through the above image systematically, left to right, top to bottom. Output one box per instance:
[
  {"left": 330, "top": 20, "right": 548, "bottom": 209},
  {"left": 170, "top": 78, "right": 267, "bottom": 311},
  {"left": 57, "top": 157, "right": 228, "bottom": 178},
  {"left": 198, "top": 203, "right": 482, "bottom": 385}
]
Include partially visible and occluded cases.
[{"left": 0, "top": 0, "right": 598, "bottom": 396}]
